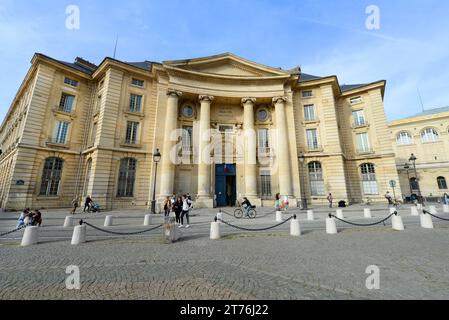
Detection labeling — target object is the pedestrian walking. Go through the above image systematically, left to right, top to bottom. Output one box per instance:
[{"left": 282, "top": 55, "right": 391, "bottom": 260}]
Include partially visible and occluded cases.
[
  {"left": 385, "top": 191, "right": 393, "bottom": 206},
  {"left": 275, "top": 193, "right": 281, "bottom": 211},
  {"left": 327, "top": 193, "right": 333, "bottom": 208},
  {"left": 443, "top": 193, "right": 449, "bottom": 205},
  {"left": 83, "top": 195, "right": 93, "bottom": 213},
  {"left": 179, "top": 195, "right": 192, "bottom": 229},
  {"left": 71, "top": 196, "right": 79, "bottom": 215},
  {"left": 163, "top": 196, "right": 172, "bottom": 217},
  {"left": 173, "top": 196, "right": 183, "bottom": 224}
]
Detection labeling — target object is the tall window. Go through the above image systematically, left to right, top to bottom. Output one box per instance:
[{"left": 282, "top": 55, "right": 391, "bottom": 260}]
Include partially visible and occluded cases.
[
  {"left": 59, "top": 93, "right": 75, "bottom": 113},
  {"left": 129, "top": 94, "right": 142, "bottom": 113},
  {"left": 304, "top": 105, "right": 315, "bottom": 122},
  {"left": 352, "top": 110, "right": 366, "bottom": 127},
  {"left": 54, "top": 121, "right": 70, "bottom": 144},
  {"left": 125, "top": 121, "right": 139, "bottom": 144},
  {"left": 89, "top": 122, "right": 97, "bottom": 147},
  {"left": 182, "top": 126, "right": 193, "bottom": 153},
  {"left": 421, "top": 128, "right": 439, "bottom": 143},
  {"left": 258, "top": 129, "right": 270, "bottom": 153},
  {"left": 306, "top": 129, "right": 319, "bottom": 150},
  {"left": 396, "top": 131, "right": 412, "bottom": 145},
  {"left": 356, "top": 133, "right": 370, "bottom": 153},
  {"left": 39, "top": 157, "right": 64, "bottom": 196},
  {"left": 117, "top": 158, "right": 137, "bottom": 197},
  {"left": 308, "top": 162, "right": 325, "bottom": 196},
  {"left": 361, "top": 163, "right": 378, "bottom": 195},
  {"left": 260, "top": 169, "right": 272, "bottom": 199},
  {"left": 410, "top": 177, "right": 419, "bottom": 191},
  {"left": 437, "top": 177, "right": 448, "bottom": 190}
]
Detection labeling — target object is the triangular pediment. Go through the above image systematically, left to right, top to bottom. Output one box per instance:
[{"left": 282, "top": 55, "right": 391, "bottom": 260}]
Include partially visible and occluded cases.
[{"left": 163, "top": 53, "right": 290, "bottom": 78}]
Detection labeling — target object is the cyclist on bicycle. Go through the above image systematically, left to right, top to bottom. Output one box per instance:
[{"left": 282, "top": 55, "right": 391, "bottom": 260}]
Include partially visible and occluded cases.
[{"left": 241, "top": 197, "right": 253, "bottom": 218}]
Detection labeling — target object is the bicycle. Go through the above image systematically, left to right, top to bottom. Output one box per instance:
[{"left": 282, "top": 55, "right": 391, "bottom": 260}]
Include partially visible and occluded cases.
[{"left": 234, "top": 206, "right": 257, "bottom": 219}]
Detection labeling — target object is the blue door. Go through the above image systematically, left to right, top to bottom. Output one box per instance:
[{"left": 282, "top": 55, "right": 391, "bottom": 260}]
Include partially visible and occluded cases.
[{"left": 215, "top": 164, "right": 236, "bottom": 207}]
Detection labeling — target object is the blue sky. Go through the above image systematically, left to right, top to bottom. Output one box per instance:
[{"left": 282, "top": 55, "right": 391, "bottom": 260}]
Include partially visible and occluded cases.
[{"left": 1, "top": 0, "right": 448, "bottom": 121}]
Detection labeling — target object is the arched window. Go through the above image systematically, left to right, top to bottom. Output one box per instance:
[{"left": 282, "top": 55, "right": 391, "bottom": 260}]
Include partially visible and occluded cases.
[
  {"left": 421, "top": 128, "right": 439, "bottom": 143},
  {"left": 396, "top": 132, "right": 412, "bottom": 145},
  {"left": 40, "top": 157, "right": 64, "bottom": 196},
  {"left": 117, "top": 158, "right": 137, "bottom": 197},
  {"left": 308, "top": 162, "right": 325, "bottom": 196},
  {"left": 361, "top": 163, "right": 378, "bottom": 195},
  {"left": 410, "top": 177, "right": 419, "bottom": 191},
  {"left": 437, "top": 177, "right": 447, "bottom": 190}
]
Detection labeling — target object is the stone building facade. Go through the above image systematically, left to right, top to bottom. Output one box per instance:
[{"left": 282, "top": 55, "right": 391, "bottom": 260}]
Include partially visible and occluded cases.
[
  {"left": 0, "top": 53, "right": 400, "bottom": 211},
  {"left": 389, "top": 107, "right": 449, "bottom": 200}
]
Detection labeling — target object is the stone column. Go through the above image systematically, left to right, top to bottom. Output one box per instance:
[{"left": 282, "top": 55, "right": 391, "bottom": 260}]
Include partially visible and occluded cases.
[
  {"left": 159, "top": 89, "right": 182, "bottom": 197},
  {"left": 197, "top": 95, "right": 214, "bottom": 207},
  {"left": 273, "top": 96, "right": 293, "bottom": 196},
  {"left": 242, "top": 98, "right": 258, "bottom": 197}
]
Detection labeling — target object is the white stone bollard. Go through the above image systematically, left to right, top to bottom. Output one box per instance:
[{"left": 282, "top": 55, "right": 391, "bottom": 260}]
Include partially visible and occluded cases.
[
  {"left": 417, "top": 203, "right": 423, "bottom": 210},
  {"left": 443, "top": 204, "right": 449, "bottom": 213},
  {"left": 429, "top": 205, "right": 437, "bottom": 215},
  {"left": 411, "top": 206, "right": 419, "bottom": 216},
  {"left": 389, "top": 207, "right": 397, "bottom": 214},
  {"left": 364, "top": 208, "right": 372, "bottom": 218},
  {"left": 336, "top": 209, "right": 344, "bottom": 220},
  {"left": 307, "top": 210, "right": 314, "bottom": 221},
  {"left": 216, "top": 211, "right": 223, "bottom": 223},
  {"left": 276, "top": 211, "right": 283, "bottom": 222},
  {"left": 420, "top": 213, "right": 434, "bottom": 229},
  {"left": 143, "top": 214, "right": 152, "bottom": 226},
  {"left": 391, "top": 214, "right": 405, "bottom": 231},
  {"left": 104, "top": 215, "right": 114, "bottom": 227},
  {"left": 63, "top": 216, "right": 74, "bottom": 228},
  {"left": 290, "top": 216, "right": 301, "bottom": 236},
  {"left": 326, "top": 217, "right": 338, "bottom": 234},
  {"left": 210, "top": 221, "right": 220, "bottom": 240},
  {"left": 71, "top": 224, "right": 87, "bottom": 245},
  {"left": 21, "top": 226, "right": 39, "bottom": 246}
]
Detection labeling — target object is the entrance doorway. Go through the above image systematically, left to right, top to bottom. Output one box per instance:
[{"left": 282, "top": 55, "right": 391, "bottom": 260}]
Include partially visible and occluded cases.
[{"left": 215, "top": 164, "right": 236, "bottom": 207}]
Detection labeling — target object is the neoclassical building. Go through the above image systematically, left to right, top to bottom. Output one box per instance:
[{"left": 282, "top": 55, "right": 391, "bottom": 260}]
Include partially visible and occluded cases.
[
  {"left": 0, "top": 52, "right": 401, "bottom": 211},
  {"left": 390, "top": 106, "right": 449, "bottom": 200}
]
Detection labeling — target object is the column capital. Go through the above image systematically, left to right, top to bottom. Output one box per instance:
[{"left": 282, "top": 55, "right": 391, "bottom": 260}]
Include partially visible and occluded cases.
[
  {"left": 167, "top": 88, "right": 183, "bottom": 98},
  {"left": 199, "top": 95, "right": 215, "bottom": 103},
  {"left": 272, "top": 96, "right": 287, "bottom": 105},
  {"left": 241, "top": 97, "right": 257, "bottom": 105}
]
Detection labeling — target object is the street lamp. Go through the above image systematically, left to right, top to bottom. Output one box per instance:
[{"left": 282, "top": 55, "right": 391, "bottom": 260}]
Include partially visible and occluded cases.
[
  {"left": 151, "top": 149, "right": 162, "bottom": 214},
  {"left": 299, "top": 152, "right": 308, "bottom": 210},
  {"left": 409, "top": 153, "right": 423, "bottom": 205},
  {"left": 403, "top": 162, "right": 413, "bottom": 198}
]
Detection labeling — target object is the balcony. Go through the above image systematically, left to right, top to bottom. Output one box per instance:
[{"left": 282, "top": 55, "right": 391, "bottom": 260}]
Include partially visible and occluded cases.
[
  {"left": 52, "top": 107, "right": 76, "bottom": 119},
  {"left": 352, "top": 120, "right": 369, "bottom": 129},
  {"left": 46, "top": 138, "right": 69, "bottom": 149},
  {"left": 120, "top": 140, "right": 141, "bottom": 148},
  {"left": 307, "top": 145, "right": 323, "bottom": 153},
  {"left": 356, "top": 148, "right": 375, "bottom": 155}
]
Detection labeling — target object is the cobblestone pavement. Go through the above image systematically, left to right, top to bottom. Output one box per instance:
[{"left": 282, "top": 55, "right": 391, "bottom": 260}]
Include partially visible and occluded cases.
[{"left": 1, "top": 205, "right": 449, "bottom": 300}]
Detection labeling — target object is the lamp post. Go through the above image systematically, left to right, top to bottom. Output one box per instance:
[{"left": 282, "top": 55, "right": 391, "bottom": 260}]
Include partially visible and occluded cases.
[
  {"left": 151, "top": 149, "right": 162, "bottom": 214},
  {"left": 299, "top": 152, "right": 308, "bottom": 210},
  {"left": 409, "top": 153, "right": 423, "bottom": 205},
  {"left": 403, "top": 162, "right": 413, "bottom": 198}
]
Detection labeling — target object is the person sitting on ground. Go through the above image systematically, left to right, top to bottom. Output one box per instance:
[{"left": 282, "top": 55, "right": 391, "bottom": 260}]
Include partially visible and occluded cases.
[
  {"left": 241, "top": 197, "right": 253, "bottom": 217},
  {"left": 17, "top": 208, "right": 30, "bottom": 227},
  {"left": 31, "top": 209, "right": 42, "bottom": 227}
]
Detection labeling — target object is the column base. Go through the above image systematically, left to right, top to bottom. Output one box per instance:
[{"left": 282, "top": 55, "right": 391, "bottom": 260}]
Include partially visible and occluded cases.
[{"left": 195, "top": 197, "right": 214, "bottom": 208}]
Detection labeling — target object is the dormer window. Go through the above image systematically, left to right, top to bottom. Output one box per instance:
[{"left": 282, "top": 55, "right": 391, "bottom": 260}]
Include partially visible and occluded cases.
[
  {"left": 64, "top": 77, "right": 79, "bottom": 88},
  {"left": 131, "top": 78, "right": 144, "bottom": 87},
  {"left": 350, "top": 96, "right": 362, "bottom": 104}
]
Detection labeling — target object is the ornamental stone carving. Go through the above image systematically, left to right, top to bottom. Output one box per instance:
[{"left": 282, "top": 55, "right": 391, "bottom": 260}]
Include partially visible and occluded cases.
[
  {"left": 167, "top": 88, "right": 183, "bottom": 97},
  {"left": 199, "top": 95, "right": 215, "bottom": 102}
]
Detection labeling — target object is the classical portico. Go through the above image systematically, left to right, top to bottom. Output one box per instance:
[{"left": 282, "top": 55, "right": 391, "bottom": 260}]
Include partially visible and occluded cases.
[{"left": 153, "top": 53, "right": 301, "bottom": 208}]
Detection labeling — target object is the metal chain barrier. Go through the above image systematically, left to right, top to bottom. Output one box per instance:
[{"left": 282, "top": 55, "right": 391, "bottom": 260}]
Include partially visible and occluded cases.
[
  {"left": 219, "top": 208, "right": 278, "bottom": 219},
  {"left": 219, "top": 209, "right": 236, "bottom": 218},
  {"left": 423, "top": 210, "right": 449, "bottom": 222},
  {"left": 330, "top": 212, "right": 395, "bottom": 227},
  {"left": 218, "top": 215, "right": 294, "bottom": 232},
  {"left": 81, "top": 220, "right": 163, "bottom": 236},
  {"left": 0, "top": 224, "right": 30, "bottom": 237}
]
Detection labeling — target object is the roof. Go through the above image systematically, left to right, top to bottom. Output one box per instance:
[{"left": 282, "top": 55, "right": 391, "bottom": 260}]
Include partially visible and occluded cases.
[
  {"left": 57, "top": 60, "right": 97, "bottom": 75},
  {"left": 124, "top": 61, "right": 153, "bottom": 71},
  {"left": 299, "top": 73, "right": 323, "bottom": 81},
  {"left": 340, "top": 84, "right": 368, "bottom": 92},
  {"left": 402, "top": 106, "right": 449, "bottom": 120}
]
